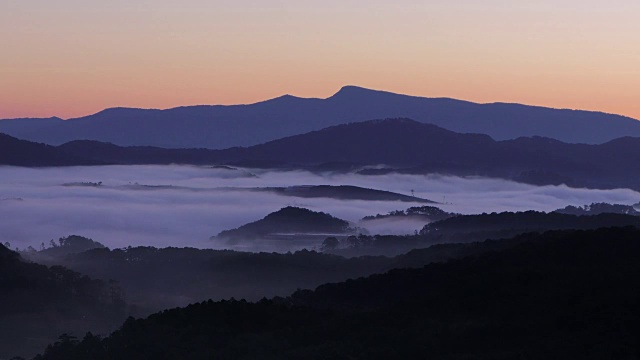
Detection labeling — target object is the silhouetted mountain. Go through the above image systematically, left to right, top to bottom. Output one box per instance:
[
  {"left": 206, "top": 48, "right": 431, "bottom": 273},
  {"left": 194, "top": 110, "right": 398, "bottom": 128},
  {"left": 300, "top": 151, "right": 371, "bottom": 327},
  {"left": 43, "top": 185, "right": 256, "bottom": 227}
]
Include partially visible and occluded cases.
[
  {"left": 2, "top": 86, "right": 639, "bottom": 148},
  {"left": 6, "top": 118, "right": 640, "bottom": 190},
  {"left": 206, "top": 118, "right": 640, "bottom": 190},
  {"left": 0, "top": 132, "right": 102, "bottom": 166},
  {"left": 56, "top": 140, "right": 219, "bottom": 165},
  {"left": 554, "top": 202, "right": 640, "bottom": 216},
  {"left": 215, "top": 207, "right": 358, "bottom": 242},
  {"left": 33, "top": 227, "right": 640, "bottom": 359},
  {"left": 0, "top": 243, "right": 126, "bottom": 358}
]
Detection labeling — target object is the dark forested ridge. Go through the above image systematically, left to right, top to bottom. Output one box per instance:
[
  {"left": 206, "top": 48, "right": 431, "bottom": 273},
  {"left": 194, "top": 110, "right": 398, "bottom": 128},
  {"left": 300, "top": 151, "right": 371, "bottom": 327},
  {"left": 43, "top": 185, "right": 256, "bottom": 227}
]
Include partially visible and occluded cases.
[
  {"left": 1, "top": 85, "right": 639, "bottom": 148},
  {"left": 4, "top": 118, "right": 640, "bottom": 191},
  {"left": 0, "top": 133, "right": 102, "bottom": 166},
  {"left": 321, "top": 210, "right": 640, "bottom": 256},
  {"left": 418, "top": 210, "right": 640, "bottom": 243},
  {"left": 32, "top": 227, "right": 640, "bottom": 360},
  {"left": 21, "top": 231, "right": 544, "bottom": 317},
  {"left": 0, "top": 243, "right": 126, "bottom": 358},
  {"left": 26, "top": 245, "right": 389, "bottom": 313}
]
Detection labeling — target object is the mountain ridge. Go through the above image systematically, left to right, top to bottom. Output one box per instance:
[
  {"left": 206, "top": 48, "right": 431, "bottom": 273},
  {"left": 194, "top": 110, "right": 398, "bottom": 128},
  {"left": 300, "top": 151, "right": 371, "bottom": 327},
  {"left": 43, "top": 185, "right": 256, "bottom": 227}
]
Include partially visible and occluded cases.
[
  {"left": 1, "top": 86, "right": 639, "bottom": 148},
  {"left": 3, "top": 117, "right": 640, "bottom": 190}
]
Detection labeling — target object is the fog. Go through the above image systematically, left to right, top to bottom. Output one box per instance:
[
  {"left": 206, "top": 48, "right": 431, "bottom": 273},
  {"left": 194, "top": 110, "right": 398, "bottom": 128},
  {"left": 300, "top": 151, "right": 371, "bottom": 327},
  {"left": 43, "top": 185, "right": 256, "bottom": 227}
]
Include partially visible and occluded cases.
[{"left": 1, "top": 165, "right": 639, "bottom": 250}]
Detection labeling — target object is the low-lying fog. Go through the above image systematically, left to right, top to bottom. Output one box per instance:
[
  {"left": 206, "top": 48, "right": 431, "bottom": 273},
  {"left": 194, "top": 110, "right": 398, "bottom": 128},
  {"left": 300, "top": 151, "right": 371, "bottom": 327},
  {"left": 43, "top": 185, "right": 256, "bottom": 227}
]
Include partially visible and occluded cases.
[{"left": 1, "top": 165, "right": 639, "bottom": 251}]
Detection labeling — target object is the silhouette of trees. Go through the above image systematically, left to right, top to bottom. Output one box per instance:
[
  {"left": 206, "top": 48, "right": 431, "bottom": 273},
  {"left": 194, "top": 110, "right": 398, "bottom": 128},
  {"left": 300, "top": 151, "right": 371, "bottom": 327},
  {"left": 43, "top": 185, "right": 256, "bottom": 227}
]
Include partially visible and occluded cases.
[{"left": 31, "top": 227, "right": 640, "bottom": 359}]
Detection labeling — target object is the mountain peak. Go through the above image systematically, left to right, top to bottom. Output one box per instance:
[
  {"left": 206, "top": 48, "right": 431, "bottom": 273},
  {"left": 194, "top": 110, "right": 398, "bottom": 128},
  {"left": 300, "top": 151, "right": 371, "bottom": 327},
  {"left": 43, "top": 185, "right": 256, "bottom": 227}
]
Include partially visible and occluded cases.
[{"left": 331, "top": 85, "right": 383, "bottom": 99}]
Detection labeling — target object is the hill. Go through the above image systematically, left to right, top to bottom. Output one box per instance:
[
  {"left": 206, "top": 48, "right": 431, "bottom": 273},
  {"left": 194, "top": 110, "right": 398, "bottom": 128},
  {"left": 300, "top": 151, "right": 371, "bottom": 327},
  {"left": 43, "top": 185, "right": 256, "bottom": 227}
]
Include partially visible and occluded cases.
[
  {"left": 2, "top": 86, "right": 639, "bottom": 148},
  {"left": 0, "top": 132, "right": 101, "bottom": 166},
  {"left": 263, "top": 185, "right": 435, "bottom": 203},
  {"left": 215, "top": 207, "right": 358, "bottom": 242},
  {"left": 321, "top": 210, "right": 640, "bottom": 257},
  {"left": 418, "top": 211, "right": 640, "bottom": 244},
  {"left": 32, "top": 227, "right": 640, "bottom": 359},
  {"left": 25, "top": 234, "right": 527, "bottom": 313},
  {"left": 0, "top": 243, "right": 126, "bottom": 358}
]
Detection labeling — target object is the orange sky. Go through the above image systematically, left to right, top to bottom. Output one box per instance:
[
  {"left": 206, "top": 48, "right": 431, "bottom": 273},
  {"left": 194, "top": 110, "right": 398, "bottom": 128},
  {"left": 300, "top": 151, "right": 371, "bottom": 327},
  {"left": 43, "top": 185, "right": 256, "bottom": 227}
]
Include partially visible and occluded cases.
[{"left": 1, "top": 1, "right": 639, "bottom": 120}]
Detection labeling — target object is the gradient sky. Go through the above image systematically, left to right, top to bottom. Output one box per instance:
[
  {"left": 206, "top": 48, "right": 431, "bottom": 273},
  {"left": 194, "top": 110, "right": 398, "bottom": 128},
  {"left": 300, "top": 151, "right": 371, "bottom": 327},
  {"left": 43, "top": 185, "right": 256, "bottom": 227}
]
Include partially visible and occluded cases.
[{"left": 1, "top": 1, "right": 639, "bottom": 119}]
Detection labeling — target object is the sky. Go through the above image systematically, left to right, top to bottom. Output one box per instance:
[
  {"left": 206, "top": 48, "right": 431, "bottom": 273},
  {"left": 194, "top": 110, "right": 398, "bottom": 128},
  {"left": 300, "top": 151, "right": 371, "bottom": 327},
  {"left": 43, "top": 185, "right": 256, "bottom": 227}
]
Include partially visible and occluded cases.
[{"left": 1, "top": 1, "right": 639, "bottom": 119}]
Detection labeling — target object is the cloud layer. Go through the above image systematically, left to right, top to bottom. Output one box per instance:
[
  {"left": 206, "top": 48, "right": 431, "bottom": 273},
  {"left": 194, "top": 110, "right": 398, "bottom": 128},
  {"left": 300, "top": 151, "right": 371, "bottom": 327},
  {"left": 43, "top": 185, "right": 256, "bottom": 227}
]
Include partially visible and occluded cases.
[{"left": 1, "top": 165, "right": 639, "bottom": 251}]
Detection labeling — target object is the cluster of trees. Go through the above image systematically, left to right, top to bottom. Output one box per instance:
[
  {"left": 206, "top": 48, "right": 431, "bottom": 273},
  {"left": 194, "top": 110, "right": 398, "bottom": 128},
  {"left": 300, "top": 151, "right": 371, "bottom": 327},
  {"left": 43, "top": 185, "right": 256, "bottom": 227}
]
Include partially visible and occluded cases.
[
  {"left": 554, "top": 202, "right": 640, "bottom": 216},
  {"left": 361, "top": 205, "right": 455, "bottom": 221},
  {"left": 31, "top": 227, "right": 640, "bottom": 359},
  {"left": 22, "top": 235, "right": 106, "bottom": 260}
]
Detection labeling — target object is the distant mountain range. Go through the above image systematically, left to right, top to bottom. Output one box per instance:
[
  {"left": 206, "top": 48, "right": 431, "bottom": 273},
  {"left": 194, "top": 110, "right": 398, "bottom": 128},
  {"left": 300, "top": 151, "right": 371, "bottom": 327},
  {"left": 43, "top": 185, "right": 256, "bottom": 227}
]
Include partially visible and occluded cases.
[
  {"left": 1, "top": 86, "right": 639, "bottom": 148},
  {"left": 3, "top": 118, "right": 640, "bottom": 191}
]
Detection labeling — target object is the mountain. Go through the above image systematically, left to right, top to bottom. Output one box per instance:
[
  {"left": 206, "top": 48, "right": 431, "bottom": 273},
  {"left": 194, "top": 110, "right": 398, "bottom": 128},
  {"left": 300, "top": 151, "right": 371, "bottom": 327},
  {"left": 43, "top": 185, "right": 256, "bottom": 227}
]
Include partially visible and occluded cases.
[
  {"left": 2, "top": 86, "right": 639, "bottom": 148},
  {"left": 6, "top": 118, "right": 640, "bottom": 190},
  {"left": 205, "top": 118, "right": 640, "bottom": 190},
  {"left": 0, "top": 132, "right": 102, "bottom": 166},
  {"left": 215, "top": 207, "right": 358, "bottom": 242},
  {"left": 33, "top": 227, "right": 640, "bottom": 359}
]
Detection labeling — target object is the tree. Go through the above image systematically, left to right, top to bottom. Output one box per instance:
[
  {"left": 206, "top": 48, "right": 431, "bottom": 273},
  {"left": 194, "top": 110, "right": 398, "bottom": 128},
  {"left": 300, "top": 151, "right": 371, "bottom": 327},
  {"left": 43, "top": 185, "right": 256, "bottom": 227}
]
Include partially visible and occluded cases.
[{"left": 320, "top": 237, "right": 340, "bottom": 251}]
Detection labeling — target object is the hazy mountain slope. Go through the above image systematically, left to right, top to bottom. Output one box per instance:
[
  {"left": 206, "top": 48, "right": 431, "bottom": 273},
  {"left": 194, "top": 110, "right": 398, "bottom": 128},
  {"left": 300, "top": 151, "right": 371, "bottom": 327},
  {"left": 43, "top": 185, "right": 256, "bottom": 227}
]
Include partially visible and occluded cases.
[
  {"left": 1, "top": 86, "right": 639, "bottom": 148},
  {"left": 0, "top": 243, "right": 126, "bottom": 358}
]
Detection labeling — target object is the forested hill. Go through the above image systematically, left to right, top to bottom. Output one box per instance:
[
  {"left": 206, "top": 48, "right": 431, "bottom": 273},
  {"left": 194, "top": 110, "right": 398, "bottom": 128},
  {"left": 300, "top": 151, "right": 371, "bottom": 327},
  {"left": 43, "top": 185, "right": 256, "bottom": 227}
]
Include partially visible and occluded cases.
[
  {"left": 0, "top": 132, "right": 101, "bottom": 166},
  {"left": 215, "top": 207, "right": 357, "bottom": 241},
  {"left": 417, "top": 211, "right": 640, "bottom": 244},
  {"left": 33, "top": 227, "right": 640, "bottom": 360},
  {"left": 0, "top": 244, "right": 127, "bottom": 358}
]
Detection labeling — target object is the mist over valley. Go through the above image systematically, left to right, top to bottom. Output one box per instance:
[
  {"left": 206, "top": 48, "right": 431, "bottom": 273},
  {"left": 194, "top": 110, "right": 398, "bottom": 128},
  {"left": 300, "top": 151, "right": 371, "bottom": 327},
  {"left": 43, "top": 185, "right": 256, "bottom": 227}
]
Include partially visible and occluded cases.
[{"left": 1, "top": 164, "right": 638, "bottom": 252}]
